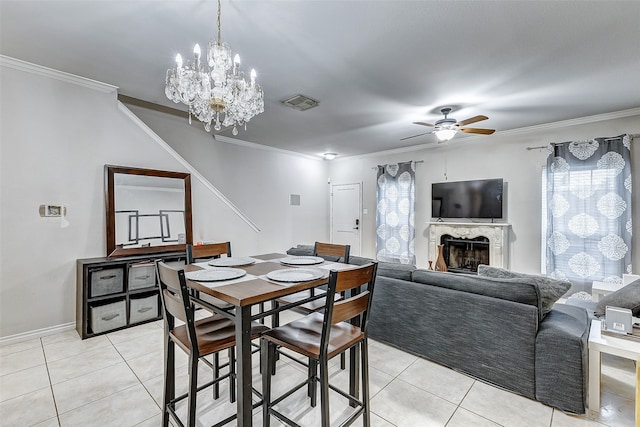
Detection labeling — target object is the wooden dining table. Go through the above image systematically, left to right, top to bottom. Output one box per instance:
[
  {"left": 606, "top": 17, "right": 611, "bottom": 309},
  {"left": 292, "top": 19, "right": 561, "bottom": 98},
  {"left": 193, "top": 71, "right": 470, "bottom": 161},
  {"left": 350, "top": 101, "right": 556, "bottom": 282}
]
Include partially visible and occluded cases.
[{"left": 179, "top": 252, "right": 359, "bottom": 426}]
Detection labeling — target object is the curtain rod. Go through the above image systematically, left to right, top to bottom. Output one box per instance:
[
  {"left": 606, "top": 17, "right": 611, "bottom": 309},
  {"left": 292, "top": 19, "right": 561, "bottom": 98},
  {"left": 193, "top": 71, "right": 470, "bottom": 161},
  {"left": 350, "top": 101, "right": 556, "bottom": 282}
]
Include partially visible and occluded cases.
[
  {"left": 526, "top": 133, "right": 640, "bottom": 151},
  {"left": 371, "top": 160, "right": 423, "bottom": 170}
]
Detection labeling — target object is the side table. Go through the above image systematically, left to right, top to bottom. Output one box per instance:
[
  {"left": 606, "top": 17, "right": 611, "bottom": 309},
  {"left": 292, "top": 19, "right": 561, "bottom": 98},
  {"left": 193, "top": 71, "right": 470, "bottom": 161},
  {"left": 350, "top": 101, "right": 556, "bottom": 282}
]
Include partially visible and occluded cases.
[
  {"left": 591, "top": 281, "right": 623, "bottom": 302},
  {"left": 588, "top": 320, "right": 640, "bottom": 419}
]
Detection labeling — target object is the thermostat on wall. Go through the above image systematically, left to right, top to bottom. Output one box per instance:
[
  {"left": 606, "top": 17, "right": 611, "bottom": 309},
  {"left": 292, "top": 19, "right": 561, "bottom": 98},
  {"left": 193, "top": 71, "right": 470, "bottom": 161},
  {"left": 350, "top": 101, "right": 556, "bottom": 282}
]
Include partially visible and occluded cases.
[{"left": 39, "top": 204, "right": 66, "bottom": 217}]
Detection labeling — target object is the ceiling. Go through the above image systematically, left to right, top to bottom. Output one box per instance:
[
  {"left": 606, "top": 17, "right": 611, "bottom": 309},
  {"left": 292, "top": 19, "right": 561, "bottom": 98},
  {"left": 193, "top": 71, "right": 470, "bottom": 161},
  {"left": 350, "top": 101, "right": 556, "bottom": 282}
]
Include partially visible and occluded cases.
[{"left": 2, "top": 1, "right": 639, "bottom": 158}]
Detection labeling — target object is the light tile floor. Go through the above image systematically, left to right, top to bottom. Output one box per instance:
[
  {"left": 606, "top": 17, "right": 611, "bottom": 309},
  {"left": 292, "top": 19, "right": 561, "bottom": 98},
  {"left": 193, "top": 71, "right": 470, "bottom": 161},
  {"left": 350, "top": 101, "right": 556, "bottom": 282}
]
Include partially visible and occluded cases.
[{"left": 0, "top": 310, "right": 636, "bottom": 427}]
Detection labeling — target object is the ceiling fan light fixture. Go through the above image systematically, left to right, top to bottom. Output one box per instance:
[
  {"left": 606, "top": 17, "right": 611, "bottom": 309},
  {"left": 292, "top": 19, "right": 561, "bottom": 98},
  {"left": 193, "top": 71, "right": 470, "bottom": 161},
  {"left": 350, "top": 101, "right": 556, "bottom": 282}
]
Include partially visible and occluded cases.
[{"left": 435, "top": 128, "right": 457, "bottom": 142}]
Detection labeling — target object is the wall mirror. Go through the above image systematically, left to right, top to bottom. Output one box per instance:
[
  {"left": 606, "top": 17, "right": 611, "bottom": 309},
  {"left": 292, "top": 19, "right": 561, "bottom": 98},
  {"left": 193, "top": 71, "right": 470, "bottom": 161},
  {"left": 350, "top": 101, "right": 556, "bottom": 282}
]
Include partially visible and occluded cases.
[{"left": 105, "top": 165, "right": 192, "bottom": 257}]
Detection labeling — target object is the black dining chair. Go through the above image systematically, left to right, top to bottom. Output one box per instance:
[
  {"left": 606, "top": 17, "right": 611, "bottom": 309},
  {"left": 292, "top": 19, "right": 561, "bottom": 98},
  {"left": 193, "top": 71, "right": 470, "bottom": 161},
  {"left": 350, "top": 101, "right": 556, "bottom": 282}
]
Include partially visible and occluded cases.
[
  {"left": 186, "top": 242, "right": 232, "bottom": 262},
  {"left": 273, "top": 242, "right": 351, "bottom": 368},
  {"left": 156, "top": 261, "right": 268, "bottom": 427},
  {"left": 260, "top": 262, "right": 378, "bottom": 426}
]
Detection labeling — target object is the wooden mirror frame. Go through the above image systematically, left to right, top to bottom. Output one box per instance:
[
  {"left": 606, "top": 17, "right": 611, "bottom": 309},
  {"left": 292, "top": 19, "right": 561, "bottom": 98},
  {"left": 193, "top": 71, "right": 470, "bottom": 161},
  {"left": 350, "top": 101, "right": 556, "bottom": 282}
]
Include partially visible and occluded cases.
[{"left": 105, "top": 165, "right": 193, "bottom": 257}]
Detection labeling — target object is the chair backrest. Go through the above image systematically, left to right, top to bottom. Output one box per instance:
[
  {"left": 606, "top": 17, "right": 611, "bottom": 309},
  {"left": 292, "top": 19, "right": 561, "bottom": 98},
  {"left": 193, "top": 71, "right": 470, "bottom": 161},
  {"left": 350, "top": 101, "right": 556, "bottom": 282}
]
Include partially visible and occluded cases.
[
  {"left": 186, "top": 242, "right": 232, "bottom": 263},
  {"left": 314, "top": 242, "right": 350, "bottom": 263},
  {"left": 156, "top": 261, "right": 198, "bottom": 350},
  {"left": 320, "top": 262, "right": 377, "bottom": 353}
]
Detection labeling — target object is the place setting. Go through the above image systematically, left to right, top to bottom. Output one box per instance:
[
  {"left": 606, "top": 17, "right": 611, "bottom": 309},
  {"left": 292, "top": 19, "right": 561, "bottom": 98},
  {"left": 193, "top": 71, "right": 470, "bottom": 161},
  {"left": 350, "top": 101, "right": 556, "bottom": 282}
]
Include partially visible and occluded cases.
[
  {"left": 279, "top": 255, "right": 325, "bottom": 266},
  {"left": 207, "top": 256, "right": 257, "bottom": 267},
  {"left": 185, "top": 267, "right": 250, "bottom": 287},
  {"left": 265, "top": 267, "right": 328, "bottom": 285}
]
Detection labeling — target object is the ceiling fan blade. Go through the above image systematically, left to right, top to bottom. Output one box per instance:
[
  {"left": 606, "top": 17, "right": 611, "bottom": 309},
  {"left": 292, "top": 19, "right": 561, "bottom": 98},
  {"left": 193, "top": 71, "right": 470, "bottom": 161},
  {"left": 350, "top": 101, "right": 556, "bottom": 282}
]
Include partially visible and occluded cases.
[
  {"left": 456, "top": 115, "right": 488, "bottom": 126},
  {"left": 413, "top": 121, "right": 435, "bottom": 127},
  {"left": 460, "top": 127, "right": 495, "bottom": 135},
  {"left": 400, "top": 132, "right": 432, "bottom": 141}
]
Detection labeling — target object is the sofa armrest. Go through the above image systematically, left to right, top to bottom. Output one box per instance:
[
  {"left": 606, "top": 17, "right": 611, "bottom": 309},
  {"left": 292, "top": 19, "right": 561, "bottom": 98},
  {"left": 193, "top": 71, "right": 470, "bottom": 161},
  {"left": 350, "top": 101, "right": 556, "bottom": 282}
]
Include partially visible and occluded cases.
[{"left": 535, "top": 303, "right": 591, "bottom": 414}]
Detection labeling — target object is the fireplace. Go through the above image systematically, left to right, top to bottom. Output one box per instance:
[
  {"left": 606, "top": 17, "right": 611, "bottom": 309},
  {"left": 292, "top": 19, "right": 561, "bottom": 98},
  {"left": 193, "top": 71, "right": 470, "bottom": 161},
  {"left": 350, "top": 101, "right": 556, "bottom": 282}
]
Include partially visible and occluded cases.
[
  {"left": 428, "top": 222, "right": 511, "bottom": 272},
  {"left": 441, "top": 234, "right": 489, "bottom": 273}
]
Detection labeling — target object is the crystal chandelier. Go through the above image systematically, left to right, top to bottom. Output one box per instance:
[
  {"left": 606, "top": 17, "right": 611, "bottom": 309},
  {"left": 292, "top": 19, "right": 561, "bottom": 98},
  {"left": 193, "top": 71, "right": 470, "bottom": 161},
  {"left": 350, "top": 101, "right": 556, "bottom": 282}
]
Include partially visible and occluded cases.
[{"left": 164, "top": 0, "right": 264, "bottom": 135}]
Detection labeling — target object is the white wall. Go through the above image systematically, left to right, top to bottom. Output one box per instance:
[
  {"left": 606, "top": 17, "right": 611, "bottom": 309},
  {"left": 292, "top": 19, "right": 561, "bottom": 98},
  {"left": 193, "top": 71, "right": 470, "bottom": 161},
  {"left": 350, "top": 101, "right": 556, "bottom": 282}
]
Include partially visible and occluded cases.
[
  {"left": 0, "top": 59, "right": 328, "bottom": 339},
  {"left": 328, "top": 114, "right": 640, "bottom": 273}
]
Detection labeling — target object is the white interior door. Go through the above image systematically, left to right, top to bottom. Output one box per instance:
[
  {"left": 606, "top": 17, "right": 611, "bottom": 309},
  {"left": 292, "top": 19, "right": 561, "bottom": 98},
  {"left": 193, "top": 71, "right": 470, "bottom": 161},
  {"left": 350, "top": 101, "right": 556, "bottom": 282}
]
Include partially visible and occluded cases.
[{"left": 330, "top": 183, "right": 361, "bottom": 256}]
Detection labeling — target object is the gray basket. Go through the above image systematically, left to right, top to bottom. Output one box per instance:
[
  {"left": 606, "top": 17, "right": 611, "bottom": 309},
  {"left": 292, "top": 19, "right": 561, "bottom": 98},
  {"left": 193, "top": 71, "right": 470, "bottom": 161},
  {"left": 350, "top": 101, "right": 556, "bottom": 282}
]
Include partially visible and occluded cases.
[
  {"left": 128, "top": 263, "right": 156, "bottom": 291},
  {"left": 89, "top": 267, "right": 124, "bottom": 297},
  {"left": 129, "top": 294, "right": 159, "bottom": 324},
  {"left": 90, "top": 299, "right": 126, "bottom": 334}
]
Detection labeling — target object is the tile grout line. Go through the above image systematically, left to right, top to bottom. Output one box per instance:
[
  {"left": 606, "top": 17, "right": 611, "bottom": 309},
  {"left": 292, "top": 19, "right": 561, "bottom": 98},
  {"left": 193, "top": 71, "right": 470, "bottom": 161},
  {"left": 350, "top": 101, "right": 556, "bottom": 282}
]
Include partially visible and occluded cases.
[
  {"left": 106, "top": 331, "right": 165, "bottom": 415},
  {"left": 40, "top": 337, "right": 62, "bottom": 426}
]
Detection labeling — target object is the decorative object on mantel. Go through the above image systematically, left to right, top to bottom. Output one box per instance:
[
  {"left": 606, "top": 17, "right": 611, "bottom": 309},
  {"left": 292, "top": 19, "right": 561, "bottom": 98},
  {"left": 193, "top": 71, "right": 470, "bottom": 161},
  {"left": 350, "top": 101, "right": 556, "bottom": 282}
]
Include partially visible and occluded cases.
[
  {"left": 164, "top": 0, "right": 264, "bottom": 135},
  {"left": 434, "top": 245, "right": 448, "bottom": 272},
  {"left": 428, "top": 261, "right": 433, "bottom": 270}
]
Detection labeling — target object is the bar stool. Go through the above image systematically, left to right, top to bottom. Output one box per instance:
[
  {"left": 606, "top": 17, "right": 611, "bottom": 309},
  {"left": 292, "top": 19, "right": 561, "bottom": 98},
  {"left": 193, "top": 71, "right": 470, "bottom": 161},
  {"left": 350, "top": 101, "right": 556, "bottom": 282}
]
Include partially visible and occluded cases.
[
  {"left": 186, "top": 241, "right": 232, "bottom": 262},
  {"left": 273, "top": 242, "right": 351, "bottom": 368},
  {"left": 156, "top": 261, "right": 268, "bottom": 427},
  {"left": 260, "top": 262, "right": 378, "bottom": 426}
]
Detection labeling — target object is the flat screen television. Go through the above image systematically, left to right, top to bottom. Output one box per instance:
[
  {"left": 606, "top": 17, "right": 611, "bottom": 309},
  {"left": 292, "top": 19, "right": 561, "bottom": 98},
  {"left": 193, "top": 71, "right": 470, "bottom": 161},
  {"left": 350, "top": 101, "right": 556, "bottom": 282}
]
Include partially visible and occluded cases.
[{"left": 432, "top": 178, "right": 503, "bottom": 219}]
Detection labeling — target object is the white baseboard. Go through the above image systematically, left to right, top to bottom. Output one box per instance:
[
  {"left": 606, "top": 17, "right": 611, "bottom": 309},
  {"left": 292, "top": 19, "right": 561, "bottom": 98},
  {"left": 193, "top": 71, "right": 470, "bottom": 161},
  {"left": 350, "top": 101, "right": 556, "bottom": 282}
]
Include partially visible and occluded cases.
[{"left": 0, "top": 322, "right": 76, "bottom": 346}]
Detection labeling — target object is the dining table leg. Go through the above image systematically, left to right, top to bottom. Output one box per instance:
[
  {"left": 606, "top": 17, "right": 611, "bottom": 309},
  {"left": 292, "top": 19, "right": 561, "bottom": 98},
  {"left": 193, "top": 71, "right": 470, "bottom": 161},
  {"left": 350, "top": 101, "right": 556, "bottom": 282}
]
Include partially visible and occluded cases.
[{"left": 235, "top": 304, "right": 254, "bottom": 427}]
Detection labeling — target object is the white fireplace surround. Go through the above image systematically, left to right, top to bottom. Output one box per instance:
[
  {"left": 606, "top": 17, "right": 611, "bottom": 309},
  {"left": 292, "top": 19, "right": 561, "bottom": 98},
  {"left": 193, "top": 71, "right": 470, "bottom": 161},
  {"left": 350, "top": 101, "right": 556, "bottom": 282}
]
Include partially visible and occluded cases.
[{"left": 428, "top": 222, "right": 511, "bottom": 269}]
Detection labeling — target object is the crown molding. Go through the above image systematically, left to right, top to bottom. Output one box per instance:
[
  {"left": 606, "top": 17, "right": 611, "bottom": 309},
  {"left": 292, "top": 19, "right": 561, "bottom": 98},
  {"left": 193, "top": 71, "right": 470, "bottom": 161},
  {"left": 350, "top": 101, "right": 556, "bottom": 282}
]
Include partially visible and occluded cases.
[
  {"left": 0, "top": 55, "right": 118, "bottom": 93},
  {"left": 496, "top": 107, "right": 640, "bottom": 136},
  {"left": 213, "top": 134, "right": 322, "bottom": 161}
]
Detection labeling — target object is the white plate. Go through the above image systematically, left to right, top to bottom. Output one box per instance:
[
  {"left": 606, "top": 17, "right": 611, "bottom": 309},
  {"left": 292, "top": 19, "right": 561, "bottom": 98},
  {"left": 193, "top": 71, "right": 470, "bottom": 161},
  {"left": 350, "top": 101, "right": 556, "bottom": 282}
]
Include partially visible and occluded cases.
[
  {"left": 280, "top": 256, "right": 324, "bottom": 266},
  {"left": 208, "top": 257, "right": 256, "bottom": 267},
  {"left": 185, "top": 268, "right": 246, "bottom": 282},
  {"left": 267, "top": 268, "right": 326, "bottom": 283}
]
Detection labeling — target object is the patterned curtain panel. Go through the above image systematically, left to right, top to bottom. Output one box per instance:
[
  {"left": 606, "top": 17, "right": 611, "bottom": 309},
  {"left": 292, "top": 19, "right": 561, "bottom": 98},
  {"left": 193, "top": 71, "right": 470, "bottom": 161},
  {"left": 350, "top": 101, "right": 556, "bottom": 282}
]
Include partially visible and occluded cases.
[
  {"left": 545, "top": 134, "right": 632, "bottom": 292},
  {"left": 376, "top": 161, "right": 416, "bottom": 264}
]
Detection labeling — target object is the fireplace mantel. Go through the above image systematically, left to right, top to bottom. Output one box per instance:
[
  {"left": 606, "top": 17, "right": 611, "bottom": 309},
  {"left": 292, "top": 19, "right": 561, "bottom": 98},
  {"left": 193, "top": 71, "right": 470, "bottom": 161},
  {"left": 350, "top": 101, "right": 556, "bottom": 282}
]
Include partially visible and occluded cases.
[{"left": 427, "top": 222, "right": 511, "bottom": 269}]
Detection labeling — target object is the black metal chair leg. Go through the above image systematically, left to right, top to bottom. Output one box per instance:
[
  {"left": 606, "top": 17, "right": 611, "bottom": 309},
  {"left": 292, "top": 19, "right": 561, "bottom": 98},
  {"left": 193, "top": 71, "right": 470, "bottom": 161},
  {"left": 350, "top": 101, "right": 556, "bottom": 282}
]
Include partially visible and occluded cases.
[
  {"left": 272, "top": 300, "right": 280, "bottom": 363},
  {"left": 162, "top": 336, "right": 174, "bottom": 427},
  {"left": 361, "top": 339, "right": 371, "bottom": 426},
  {"left": 261, "top": 340, "right": 272, "bottom": 427},
  {"left": 270, "top": 342, "right": 277, "bottom": 375},
  {"left": 229, "top": 347, "right": 236, "bottom": 403},
  {"left": 340, "top": 351, "right": 346, "bottom": 369},
  {"left": 213, "top": 352, "right": 220, "bottom": 399},
  {"left": 187, "top": 356, "right": 198, "bottom": 427},
  {"left": 319, "top": 356, "right": 330, "bottom": 427},
  {"left": 309, "top": 358, "right": 318, "bottom": 406}
]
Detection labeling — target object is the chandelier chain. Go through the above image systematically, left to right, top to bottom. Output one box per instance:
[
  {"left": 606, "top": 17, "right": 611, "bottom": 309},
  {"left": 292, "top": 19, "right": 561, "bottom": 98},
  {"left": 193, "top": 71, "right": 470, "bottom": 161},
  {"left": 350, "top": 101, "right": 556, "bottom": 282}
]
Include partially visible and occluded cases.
[{"left": 217, "top": 0, "right": 221, "bottom": 47}]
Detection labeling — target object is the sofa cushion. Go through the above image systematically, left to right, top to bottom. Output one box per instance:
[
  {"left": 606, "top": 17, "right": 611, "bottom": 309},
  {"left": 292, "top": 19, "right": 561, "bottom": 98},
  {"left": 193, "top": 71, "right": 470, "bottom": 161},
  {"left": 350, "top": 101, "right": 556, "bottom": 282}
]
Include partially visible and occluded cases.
[
  {"left": 286, "top": 245, "right": 315, "bottom": 256},
  {"left": 348, "top": 256, "right": 375, "bottom": 266},
  {"left": 377, "top": 262, "right": 416, "bottom": 281},
  {"left": 477, "top": 265, "right": 571, "bottom": 319},
  {"left": 411, "top": 269, "right": 539, "bottom": 310},
  {"left": 594, "top": 279, "right": 640, "bottom": 316}
]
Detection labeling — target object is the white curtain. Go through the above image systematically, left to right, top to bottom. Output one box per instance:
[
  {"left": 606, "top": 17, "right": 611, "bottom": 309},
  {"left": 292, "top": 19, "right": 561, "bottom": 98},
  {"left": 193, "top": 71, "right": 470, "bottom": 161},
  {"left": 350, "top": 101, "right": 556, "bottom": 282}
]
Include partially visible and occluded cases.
[
  {"left": 545, "top": 134, "right": 632, "bottom": 293},
  {"left": 376, "top": 161, "right": 415, "bottom": 264}
]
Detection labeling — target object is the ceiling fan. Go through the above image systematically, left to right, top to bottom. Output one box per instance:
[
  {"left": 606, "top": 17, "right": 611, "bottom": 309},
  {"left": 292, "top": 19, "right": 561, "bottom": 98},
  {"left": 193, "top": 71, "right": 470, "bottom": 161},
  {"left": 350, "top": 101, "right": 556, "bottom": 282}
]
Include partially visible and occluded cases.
[{"left": 401, "top": 107, "right": 495, "bottom": 142}]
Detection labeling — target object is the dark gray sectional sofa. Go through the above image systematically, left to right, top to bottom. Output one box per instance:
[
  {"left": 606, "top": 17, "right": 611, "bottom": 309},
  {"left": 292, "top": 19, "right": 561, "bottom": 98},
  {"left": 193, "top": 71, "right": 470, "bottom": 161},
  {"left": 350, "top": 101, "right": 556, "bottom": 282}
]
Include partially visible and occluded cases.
[{"left": 286, "top": 245, "right": 591, "bottom": 414}]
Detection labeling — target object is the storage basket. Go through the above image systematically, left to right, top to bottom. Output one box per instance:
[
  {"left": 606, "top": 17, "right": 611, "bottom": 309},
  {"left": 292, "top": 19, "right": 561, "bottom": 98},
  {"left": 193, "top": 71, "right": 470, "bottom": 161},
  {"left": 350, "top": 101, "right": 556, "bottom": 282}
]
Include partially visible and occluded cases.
[
  {"left": 128, "top": 263, "right": 156, "bottom": 291},
  {"left": 89, "top": 267, "right": 124, "bottom": 298},
  {"left": 129, "top": 294, "right": 159, "bottom": 324},
  {"left": 90, "top": 299, "right": 126, "bottom": 334}
]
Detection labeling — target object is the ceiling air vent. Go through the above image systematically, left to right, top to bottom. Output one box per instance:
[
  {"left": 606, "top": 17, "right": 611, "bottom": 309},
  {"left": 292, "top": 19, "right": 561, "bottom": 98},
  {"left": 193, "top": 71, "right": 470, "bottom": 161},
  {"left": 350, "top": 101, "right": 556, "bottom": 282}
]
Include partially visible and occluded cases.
[{"left": 281, "top": 94, "right": 319, "bottom": 111}]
